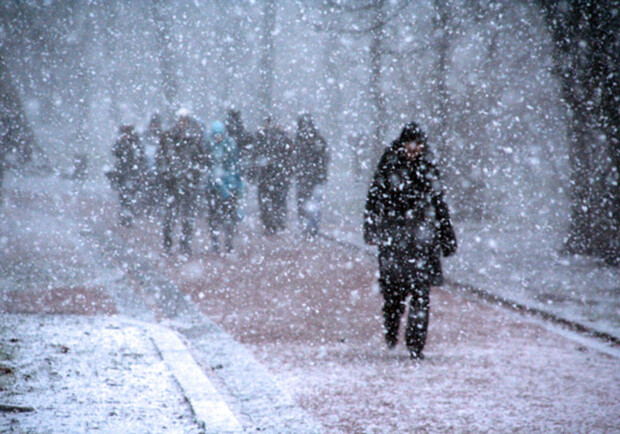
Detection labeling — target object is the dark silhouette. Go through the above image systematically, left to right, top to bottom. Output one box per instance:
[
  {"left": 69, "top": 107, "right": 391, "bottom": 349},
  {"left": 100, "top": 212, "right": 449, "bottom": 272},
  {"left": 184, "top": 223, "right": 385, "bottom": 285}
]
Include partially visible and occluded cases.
[
  {"left": 224, "top": 109, "right": 253, "bottom": 179},
  {"left": 156, "top": 110, "right": 207, "bottom": 256},
  {"left": 141, "top": 113, "right": 164, "bottom": 210},
  {"left": 292, "top": 113, "right": 329, "bottom": 238},
  {"left": 253, "top": 116, "right": 293, "bottom": 235},
  {"left": 205, "top": 121, "right": 243, "bottom": 253},
  {"left": 364, "top": 122, "right": 457, "bottom": 360},
  {"left": 107, "top": 124, "right": 144, "bottom": 227}
]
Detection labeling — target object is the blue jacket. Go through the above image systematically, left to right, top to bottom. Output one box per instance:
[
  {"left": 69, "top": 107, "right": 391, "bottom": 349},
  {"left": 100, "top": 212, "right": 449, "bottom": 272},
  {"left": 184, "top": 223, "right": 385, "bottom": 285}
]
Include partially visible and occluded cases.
[{"left": 206, "top": 135, "right": 243, "bottom": 199}]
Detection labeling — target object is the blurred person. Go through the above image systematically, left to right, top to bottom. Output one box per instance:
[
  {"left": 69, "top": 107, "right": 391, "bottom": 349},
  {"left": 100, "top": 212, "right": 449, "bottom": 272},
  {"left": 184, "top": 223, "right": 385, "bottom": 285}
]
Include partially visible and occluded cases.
[
  {"left": 156, "top": 109, "right": 207, "bottom": 256},
  {"left": 225, "top": 109, "right": 253, "bottom": 180},
  {"left": 141, "top": 113, "right": 164, "bottom": 210},
  {"left": 292, "top": 113, "right": 329, "bottom": 238},
  {"left": 253, "top": 116, "right": 293, "bottom": 235},
  {"left": 204, "top": 121, "right": 243, "bottom": 253},
  {"left": 364, "top": 122, "right": 457, "bottom": 360},
  {"left": 107, "top": 124, "right": 144, "bottom": 227},
  {"left": 349, "top": 132, "right": 372, "bottom": 182}
]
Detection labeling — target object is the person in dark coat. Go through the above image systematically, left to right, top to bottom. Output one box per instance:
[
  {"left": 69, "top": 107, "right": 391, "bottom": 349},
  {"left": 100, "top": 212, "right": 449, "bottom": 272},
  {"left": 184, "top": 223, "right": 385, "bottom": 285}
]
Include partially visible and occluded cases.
[
  {"left": 156, "top": 109, "right": 207, "bottom": 256},
  {"left": 225, "top": 109, "right": 253, "bottom": 180},
  {"left": 141, "top": 113, "right": 164, "bottom": 210},
  {"left": 292, "top": 113, "right": 329, "bottom": 238},
  {"left": 253, "top": 116, "right": 293, "bottom": 235},
  {"left": 205, "top": 121, "right": 243, "bottom": 253},
  {"left": 363, "top": 122, "right": 457, "bottom": 360},
  {"left": 108, "top": 124, "right": 144, "bottom": 227}
]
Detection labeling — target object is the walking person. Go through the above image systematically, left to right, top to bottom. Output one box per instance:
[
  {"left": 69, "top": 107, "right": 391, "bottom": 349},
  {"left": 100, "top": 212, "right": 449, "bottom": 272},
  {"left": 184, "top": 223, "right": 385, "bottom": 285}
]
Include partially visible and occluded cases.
[
  {"left": 156, "top": 109, "right": 206, "bottom": 257},
  {"left": 225, "top": 109, "right": 253, "bottom": 179},
  {"left": 141, "top": 113, "right": 164, "bottom": 211},
  {"left": 292, "top": 113, "right": 329, "bottom": 238},
  {"left": 253, "top": 116, "right": 293, "bottom": 235},
  {"left": 204, "top": 121, "right": 243, "bottom": 253},
  {"left": 363, "top": 122, "right": 457, "bottom": 360},
  {"left": 108, "top": 124, "right": 144, "bottom": 227}
]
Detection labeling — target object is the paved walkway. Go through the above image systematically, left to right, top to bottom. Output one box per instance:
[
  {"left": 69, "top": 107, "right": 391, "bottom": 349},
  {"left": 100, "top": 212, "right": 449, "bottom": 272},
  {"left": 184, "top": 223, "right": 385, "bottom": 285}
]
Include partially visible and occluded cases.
[
  {"left": 0, "top": 173, "right": 320, "bottom": 433},
  {"left": 0, "top": 314, "right": 237, "bottom": 432}
]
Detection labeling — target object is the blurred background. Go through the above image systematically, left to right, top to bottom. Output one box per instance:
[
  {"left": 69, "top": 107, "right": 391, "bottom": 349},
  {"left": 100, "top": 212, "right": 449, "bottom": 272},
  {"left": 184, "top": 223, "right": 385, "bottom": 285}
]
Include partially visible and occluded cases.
[{"left": 0, "top": 0, "right": 618, "bottom": 264}]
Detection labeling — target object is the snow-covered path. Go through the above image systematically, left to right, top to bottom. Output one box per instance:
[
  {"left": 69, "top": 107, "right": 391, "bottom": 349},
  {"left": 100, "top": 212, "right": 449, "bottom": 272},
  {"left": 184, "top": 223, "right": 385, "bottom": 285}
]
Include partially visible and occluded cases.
[{"left": 1, "top": 173, "right": 619, "bottom": 432}]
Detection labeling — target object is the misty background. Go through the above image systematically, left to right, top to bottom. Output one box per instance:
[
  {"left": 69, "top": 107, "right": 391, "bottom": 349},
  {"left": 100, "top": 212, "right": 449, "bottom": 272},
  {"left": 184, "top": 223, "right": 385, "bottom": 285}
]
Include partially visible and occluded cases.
[{"left": 1, "top": 0, "right": 618, "bottom": 264}]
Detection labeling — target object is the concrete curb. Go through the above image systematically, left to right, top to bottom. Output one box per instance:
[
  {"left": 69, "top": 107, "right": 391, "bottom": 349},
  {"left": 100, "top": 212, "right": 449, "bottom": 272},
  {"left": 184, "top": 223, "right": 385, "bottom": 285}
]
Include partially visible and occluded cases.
[
  {"left": 318, "top": 232, "right": 620, "bottom": 347},
  {"left": 144, "top": 322, "right": 243, "bottom": 433}
]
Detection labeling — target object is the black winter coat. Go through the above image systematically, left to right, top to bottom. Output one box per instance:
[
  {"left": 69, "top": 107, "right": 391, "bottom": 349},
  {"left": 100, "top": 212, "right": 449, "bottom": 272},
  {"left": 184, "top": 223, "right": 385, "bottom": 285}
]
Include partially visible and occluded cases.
[
  {"left": 156, "top": 121, "right": 206, "bottom": 194},
  {"left": 253, "top": 126, "right": 293, "bottom": 183},
  {"left": 293, "top": 128, "right": 329, "bottom": 188},
  {"left": 364, "top": 143, "right": 456, "bottom": 287}
]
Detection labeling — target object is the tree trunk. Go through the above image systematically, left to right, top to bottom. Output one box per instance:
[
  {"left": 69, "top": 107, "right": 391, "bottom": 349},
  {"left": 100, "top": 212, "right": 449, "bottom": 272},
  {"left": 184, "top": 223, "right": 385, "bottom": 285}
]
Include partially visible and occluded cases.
[
  {"left": 153, "top": 0, "right": 179, "bottom": 121},
  {"left": 259, "top": 0, "right": 276, "bottom": 121},
  {"left": 369, "top": 0, "right": 387, "bottom": 162},
  {"left": 539, "top": 0, "right": 620, "bottom": 264},
  {"left": 0, "top": 49, "right": 35, "bottom": 166}
]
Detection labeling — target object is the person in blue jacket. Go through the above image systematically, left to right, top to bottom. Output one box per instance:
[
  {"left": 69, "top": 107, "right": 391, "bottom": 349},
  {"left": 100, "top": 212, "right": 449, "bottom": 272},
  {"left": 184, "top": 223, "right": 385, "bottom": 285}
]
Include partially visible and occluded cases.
[{"left": 205, "top": 121, "right": 243, "bottom": 253}]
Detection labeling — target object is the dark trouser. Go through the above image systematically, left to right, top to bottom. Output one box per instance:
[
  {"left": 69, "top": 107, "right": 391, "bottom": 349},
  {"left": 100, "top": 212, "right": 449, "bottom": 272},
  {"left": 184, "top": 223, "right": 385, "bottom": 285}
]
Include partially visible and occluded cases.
[
  {"left": 258, "top": 172, "right": 289, "bottom": 234},
  {"left": 296, "top": 180, "right": 321, "bottom": 237},
  {"left": 118, "top": 184, "right": 137, "bottom": 227},
  {"left": 163, "top": 185, "right": 197, "bottom": 255},
  {"left": 207, "top": 193, "right": 238, "bottom": 253},
  {"left": 379, "top": 246, "right": 432, "bottom": 356},
  {"left": 381, "top": 284, "right": 430, "bottom": 355}
]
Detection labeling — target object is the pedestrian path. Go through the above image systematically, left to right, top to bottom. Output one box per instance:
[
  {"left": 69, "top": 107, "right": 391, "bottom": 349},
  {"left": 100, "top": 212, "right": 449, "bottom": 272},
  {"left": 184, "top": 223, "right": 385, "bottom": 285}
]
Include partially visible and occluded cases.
[
  {"left": 0, "top": 173, "right": 322, "bottom": 432},
  {"left": 0, "top": 315, "right": 205, "bottom": 433}
]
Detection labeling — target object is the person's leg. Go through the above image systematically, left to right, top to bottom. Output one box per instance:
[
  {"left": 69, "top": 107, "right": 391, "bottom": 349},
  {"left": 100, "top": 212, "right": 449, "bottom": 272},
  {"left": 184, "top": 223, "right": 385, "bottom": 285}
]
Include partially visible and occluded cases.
[
  {"left": 258, "top": 179, "right": 275, "bottom": 234},
  {"left": 296, "top": 181, "right": 312, "bottom": 232},
  {"left": 272, "top": 183, "right": 288, "bottom": 232},
  {"left": 306, "top": 185, "right": 322, "bottom": 237},
  {"left": 118, "top": 186, "right": 133, "bottom": 227},
  {"left": 162, "top": 192, "right": 176, "bottom": 254},
  {"left": 179, "top": 192, "right": 195, "bottom": 256},
  {"left": 207, "top": 194, "right": 221, "bottom": 253},
  {"left": 222, "top": 197, "right": 237, "bottom": 252},
  {"left": 379, "top": 250, "right": 406, "bottom": 348},
  {"left": 380, "top": 269, "right": 407, "bottom": 349},
  {"left": 405, "top": 285, "right": 430, "bottom": 359},
  {"left": 382, "top": 290, "right": 406, "bottom": 349}
]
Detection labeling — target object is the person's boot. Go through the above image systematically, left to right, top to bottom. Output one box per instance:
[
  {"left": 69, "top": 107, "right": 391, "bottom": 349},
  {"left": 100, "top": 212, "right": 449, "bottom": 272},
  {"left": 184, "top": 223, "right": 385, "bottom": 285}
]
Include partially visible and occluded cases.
[
  {"left": 163, "top": 231, "right": 173, "bottom": 256},
  {"left": 179, "top": 239, "right": 192, "bottom": 257},
  {"left": 382, "top": 293, "right": 405, "bottom": 350},
  {"left": 405, "top": 305, "right": 428, "bottom": 360},
  {"left": 383, "top": 314, "right": 400, "bottom": 349},
  {"left": 385, "top": 329, "right": 398, "bottom": 349}
]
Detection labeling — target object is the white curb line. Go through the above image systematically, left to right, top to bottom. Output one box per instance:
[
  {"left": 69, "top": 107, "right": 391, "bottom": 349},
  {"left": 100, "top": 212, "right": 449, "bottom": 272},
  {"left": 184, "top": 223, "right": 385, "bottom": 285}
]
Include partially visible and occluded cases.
[{"left": 147, "top": 323, "right": 243, "bottom": 433}]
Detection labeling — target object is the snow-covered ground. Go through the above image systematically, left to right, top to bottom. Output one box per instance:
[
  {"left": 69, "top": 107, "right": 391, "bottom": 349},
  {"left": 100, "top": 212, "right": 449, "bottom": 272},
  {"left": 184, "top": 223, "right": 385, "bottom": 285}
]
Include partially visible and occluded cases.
[
  {"left": 1, "top": 171, "right": 619, "bottom": 432},
  {"left": 320, "top": 171, "right": 620, "bottom": 343}
]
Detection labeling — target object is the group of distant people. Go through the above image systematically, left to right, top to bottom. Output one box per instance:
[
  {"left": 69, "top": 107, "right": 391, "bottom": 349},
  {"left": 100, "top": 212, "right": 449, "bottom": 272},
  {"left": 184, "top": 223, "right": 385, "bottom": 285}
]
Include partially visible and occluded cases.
[
  {"left": 107, "top": 108, "right": 329, "bottom": 255},
  {"left": 108, "top": 111, "right": 459, "bottom": 361}
]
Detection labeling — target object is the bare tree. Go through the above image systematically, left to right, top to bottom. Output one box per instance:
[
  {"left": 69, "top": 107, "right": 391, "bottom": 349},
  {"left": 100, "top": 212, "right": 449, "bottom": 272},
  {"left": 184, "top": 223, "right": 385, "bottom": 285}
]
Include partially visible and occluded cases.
[
  {"left": 153, "top": 0, "right": 179, "bottom": 121},
  {"left": 258, "top": 0, "right": 277, "bottom": 120},
  {"left": 316, "top": 0, "right": 410, "bottom": 162},
  {"left": 539, "top": 0, "right": 620, "bottom": 264},
  {"left": 0, "top": 50, "right": 35, "bottom": 168}
]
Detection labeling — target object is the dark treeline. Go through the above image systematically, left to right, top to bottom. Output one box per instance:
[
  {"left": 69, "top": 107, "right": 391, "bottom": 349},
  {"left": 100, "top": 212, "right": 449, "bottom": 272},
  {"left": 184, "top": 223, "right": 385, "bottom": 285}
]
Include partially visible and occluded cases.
[{"left": 0, "top": 0, "right": 617, "bottom": 264}]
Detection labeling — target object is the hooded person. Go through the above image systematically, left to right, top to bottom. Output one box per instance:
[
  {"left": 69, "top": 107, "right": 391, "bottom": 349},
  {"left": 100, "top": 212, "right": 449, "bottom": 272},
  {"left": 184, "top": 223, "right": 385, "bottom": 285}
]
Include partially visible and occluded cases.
[
  {"left": 156, "top": 108, "right": 207, "bottom": 256},
  {"left": 225, "top": 109, "right": 254, "bottom": 179},
  {"left": 141, "top": 113, "right": 164, "bottom": 209},
  {"left": 292, "top": 113, "right": 329, "bottom": 238},
  {"left": 253, "top": 116, "right": 293, "bottom": 235},
  {"left": 204, "top": 120, "right": 243, "bottom": 253},
  {"left": 364, "top": 122, "right": 457, "bottom": 360},
  {"left": 108, "top": 124, "right": 144, "bottom": 227}
]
